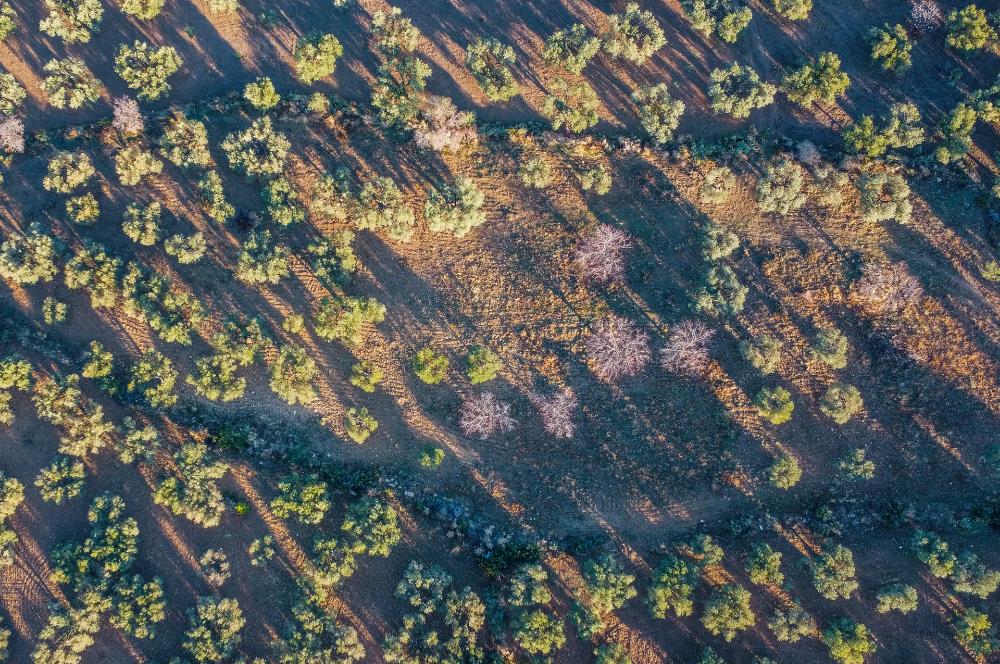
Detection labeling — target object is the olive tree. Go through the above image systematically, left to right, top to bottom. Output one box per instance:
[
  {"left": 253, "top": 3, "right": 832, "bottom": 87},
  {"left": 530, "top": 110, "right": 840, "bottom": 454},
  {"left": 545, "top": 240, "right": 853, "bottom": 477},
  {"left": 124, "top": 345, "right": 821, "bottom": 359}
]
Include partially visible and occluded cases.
[
  {"left": 40, "top": 0, "right": 103, "bottom": 43},
  {"left": 120, "top": 0, "right": 165, "bottom": 19},
  {"left": 683, "top": 0, "right": 752, "bottom": 43},
  {"left": 603, "top": 3, "right": 666, "bottom": 63},
  {"left": 946, "top": 4, "right": 996, "bottom": 51},
  {"left": 543, "top": 24, "right": 600, "bottom": 74},
  {"left": 869, "top": 24, "right": 912, "bottom": 74},
  {"left": 294, "top": 33, "right": 344, "bottom": 84},
  {"left": 465, "top": 38, "right": 519, "bottom": 102},
  {"left": 114, "top": 41, "right": 182, "bottom": 100},
  {"left": 781, "top": 52, "right": 849, "bottom": 106},
  {"left": 708, "top": 64, "right": 776, "bottom": 118},
  {"left": 0, "top": 73, "right": 25, "bottom": 115},
  {"left": 542, "top": 78, "right": 600, "bottom": 133},
  {"left": 632, "top": 83, "right": 685, "bottom": 144},
  {"left": 222, "top": 116, "right": 290, "bottom": 178},
  {"left": 756, "top": 159, "right": 806, "bottom": 215},
  {"left": 859, "top": 173, "right": 912, "bottom": 224},
  {"left": 424, "top": 176, "right": 486, "bottom": 237},
  {"left": 0, "top": 224, "right": 59, "bottom": 285},
  {"left": 235, "top": 231, "right": 289, "bottom": 284},
  {"left": 270, "top": 345, "right": 317, "bottom": 405},
  {"left": 811, "top": 545, "right": 858, "bottom": 600},
  {"left": 701, "top": 584, "right": 755, "bottom": 642}
]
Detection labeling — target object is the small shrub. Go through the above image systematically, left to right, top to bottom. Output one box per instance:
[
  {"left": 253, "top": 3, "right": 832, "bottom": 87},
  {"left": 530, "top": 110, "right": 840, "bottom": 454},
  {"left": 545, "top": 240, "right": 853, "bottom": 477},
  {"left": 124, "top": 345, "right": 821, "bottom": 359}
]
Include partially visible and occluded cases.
[
  {"left": 578, "top": 165, "right": 612, "bottom": 194},
  {"left": 701, "top": 166, "right": 737, "bottom": 203},
  {"left": 198, "top": 172, "right": 235, "bottom": 223},
  {"left": 42, "top": 297, "right": 67, "bottom": 325},
  {"left": 741, "top": 335, "right": 782, "bottom": 374},
  {"left": 406, "top": 445, "right": 441, "bottom": 472},
  {"left": 838, "top": 448, "right": 875, "bottom": 480}
]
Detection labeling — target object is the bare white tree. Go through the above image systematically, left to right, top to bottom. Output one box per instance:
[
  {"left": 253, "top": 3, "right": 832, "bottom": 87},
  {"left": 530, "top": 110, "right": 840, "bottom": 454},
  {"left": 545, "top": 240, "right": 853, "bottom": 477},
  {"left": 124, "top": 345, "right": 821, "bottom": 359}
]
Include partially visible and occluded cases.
[
  {"left": 911, "top": 0, "right": 944, "bottom": 31},
  {"left": 414, "top": 95, "right": 478, "bottom": 152},
  {"left": 112, "top": 97, "right": 144, "bottom": 136},
  {"left": 0, "top": 117, "right": 24, "bottom": 154},
  {"left": 575, "top": 225, "right": 633, "bottom": 284},
  {"left": 852, "top": 262, "right": 923, "bottom": 314},
  {"left": 586, "top": 314, "right": 651, "bottom": 382},
  {"left": 660, "top": 320, "right": 715, "bottom": 377},
  {"left": 529, "top": 389, "right": 578, "bottom": 439},
  {"left": 459, "top": 392, "right": 516, "bottom": 439}
]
